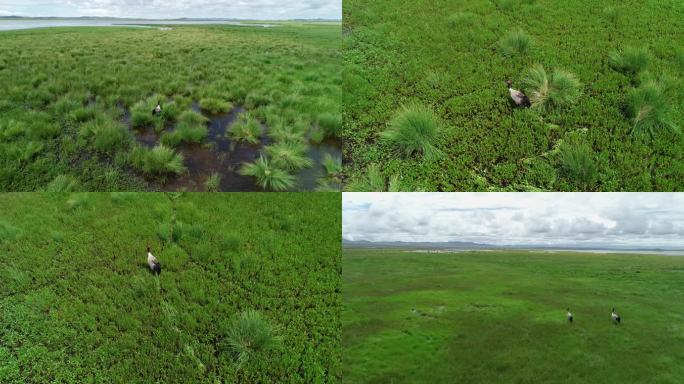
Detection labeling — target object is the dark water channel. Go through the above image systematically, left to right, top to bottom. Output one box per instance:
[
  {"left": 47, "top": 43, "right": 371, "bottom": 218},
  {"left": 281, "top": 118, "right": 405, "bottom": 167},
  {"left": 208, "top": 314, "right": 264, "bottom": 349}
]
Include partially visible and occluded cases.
[{"left": 124, "top": 104, "right": 339, "bottom": 191}]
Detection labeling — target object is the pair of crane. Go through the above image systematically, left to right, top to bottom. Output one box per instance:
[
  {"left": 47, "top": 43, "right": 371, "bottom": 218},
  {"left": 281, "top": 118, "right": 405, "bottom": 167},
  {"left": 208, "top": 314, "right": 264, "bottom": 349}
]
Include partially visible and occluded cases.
[{"left": 567, "top": 308, "right": 621, "bottom": 325}]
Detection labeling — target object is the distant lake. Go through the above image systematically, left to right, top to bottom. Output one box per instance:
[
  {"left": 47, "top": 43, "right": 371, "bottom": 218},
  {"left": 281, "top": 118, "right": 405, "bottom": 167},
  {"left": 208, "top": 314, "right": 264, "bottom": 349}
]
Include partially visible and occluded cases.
[
  {"left": 0, "top": 19, "right": 276, "bottom": 31},
  {"left": 411, "top": 248, "right": 684, "bottom": 256}
]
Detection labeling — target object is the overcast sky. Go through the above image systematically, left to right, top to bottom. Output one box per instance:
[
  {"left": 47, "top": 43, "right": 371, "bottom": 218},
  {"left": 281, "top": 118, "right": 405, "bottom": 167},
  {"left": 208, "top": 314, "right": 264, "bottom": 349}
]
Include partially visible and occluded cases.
[
  {"left": 0, "top": 0, "right": 340, "bottom": 19},
  {"left": 343, "top": 193, "right": 684, "bottom": 248}
]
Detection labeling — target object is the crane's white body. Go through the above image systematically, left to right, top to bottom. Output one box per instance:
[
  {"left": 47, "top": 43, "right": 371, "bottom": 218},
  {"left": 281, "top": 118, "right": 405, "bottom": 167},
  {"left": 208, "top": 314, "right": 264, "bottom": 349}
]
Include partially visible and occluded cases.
[
  {"left": 509, "top": 87, "right": 527, "bottom": 106},
  {"left": 147, "top": 249, "right": 161, "bottom": 274},
  {"left": 147, "top": 252, "right": 158, "bottom": 269},
  {"left": 611, "top": 309, "right": 620, "bottom": 324}
]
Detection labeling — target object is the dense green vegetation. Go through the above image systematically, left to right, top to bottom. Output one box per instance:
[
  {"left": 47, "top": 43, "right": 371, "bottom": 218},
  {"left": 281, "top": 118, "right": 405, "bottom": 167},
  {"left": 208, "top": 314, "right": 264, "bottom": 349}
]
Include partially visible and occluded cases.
[
  {"left": 343, "top": 0, "right": 684, "bottom": 191},
  {"left": 0, "top": 23, "right": 341, "bottom": 191},
  {"left": 0, "top": 193, "right": 341, "bottom": 382},
  {"left": 343, "top": 248, "right": 684, "bottom": 383}
]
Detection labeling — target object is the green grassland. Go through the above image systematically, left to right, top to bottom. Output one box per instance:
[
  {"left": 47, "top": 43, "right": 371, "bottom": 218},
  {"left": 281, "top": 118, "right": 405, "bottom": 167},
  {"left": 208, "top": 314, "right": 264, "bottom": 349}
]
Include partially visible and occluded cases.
[
  {"left": 342, "top": 0, "right": 684, "bottom": 191},
  {"left": 0, "top": 23, "right": 341, "bottom": 191},
  {"left": 0, "top": 193, "right": 341, "bottom": 383},
  {"left": 343, "top": 248, "right": 684, "bottom": 383}
]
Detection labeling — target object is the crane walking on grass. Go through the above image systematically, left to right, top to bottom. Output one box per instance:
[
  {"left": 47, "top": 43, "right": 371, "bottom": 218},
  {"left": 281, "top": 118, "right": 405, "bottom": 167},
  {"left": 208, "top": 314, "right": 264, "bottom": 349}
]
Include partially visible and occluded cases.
[
  {"left": 506, "top": 80, "right": 531, "bottom": 108},
  {"left": 147, "top": 245, "right": 162, "bottom": 275},
  {"left": 567, "top": 308, "right": 573, "bottom": 323},
  {"left": 611, "top": 308, "right": 621, "bottom": 325}
]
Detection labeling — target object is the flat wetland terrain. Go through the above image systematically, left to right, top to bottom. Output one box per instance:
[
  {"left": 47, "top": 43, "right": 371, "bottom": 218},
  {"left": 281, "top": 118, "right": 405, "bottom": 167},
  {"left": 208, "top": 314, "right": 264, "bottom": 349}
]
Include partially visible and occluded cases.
[
  {"left": 343, "top": 0, "right": 684, "bottom": 191},
  {"left": 0, "top": 23, "right": 341, "bottom": 191},
  {"left": 0, "top": 193, "right": 341, "bottom": 383},
  {"left": 343, "top": 248, "right": 684, "bottom": 383}
]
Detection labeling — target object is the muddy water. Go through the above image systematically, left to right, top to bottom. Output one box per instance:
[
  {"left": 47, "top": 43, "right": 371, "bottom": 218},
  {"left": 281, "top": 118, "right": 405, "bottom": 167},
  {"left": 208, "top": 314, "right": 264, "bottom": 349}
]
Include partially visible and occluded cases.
[
  {"left": 125, "top": 104, "right": 334, "bottom": 191},
  {"left": 297, "top": 139, "right": 342, "bottom": 190}
]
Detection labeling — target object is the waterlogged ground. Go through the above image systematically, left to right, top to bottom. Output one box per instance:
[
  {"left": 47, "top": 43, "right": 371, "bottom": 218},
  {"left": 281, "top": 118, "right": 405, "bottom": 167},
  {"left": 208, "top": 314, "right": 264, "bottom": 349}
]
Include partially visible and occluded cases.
[
  {"left": 343, "top": 0, "right": 684, "bottom": 191},
  {"left": 0, "top": 23, "right": 341, "bottom": 191},
  {"left": 0, "top": 193, "right": 341, "bottom": 383},
  {"left": 343, "top": 248, "right": 684, "bottom": 383}
]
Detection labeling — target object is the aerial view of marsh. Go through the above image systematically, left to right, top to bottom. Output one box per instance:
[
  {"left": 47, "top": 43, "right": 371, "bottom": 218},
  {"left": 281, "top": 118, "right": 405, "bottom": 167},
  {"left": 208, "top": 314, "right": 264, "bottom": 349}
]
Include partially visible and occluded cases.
[
  {"left": 342, "top": 0, "right": 684, "bottom": 191},
  {"left": 0, "top": 1, "right": 342, "bottom": 192},
  {"left": 0, "top": 192, "right": 341, "bottom": 383},
  {"left": 343, "top": 193, "right": 684, "bottom": 383}
]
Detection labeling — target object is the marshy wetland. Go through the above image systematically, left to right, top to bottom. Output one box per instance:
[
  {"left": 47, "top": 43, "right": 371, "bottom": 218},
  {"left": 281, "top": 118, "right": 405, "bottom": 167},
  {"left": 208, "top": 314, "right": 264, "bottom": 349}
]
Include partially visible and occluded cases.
[
  {"left": 343, "top": 0, "right": 684, "bottom": 191},
  {"left": 0, "top": 22, "right": 341, "bottom": 191},
  {"left": 0, "top": 192, "right": 341, "bottom": 382},
  {"left": 344, "top": 248, "right": 684, "bottom": 383}
]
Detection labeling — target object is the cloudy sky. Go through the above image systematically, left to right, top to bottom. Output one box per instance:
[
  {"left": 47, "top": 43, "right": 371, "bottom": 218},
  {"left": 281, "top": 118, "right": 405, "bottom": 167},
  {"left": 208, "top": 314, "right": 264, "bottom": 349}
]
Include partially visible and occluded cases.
[
  {"left": 0, "top": 0, "right": 340, "bottom": 19},
  {"left": 343, "top": 193, "right": 684, "bottom": 249}
]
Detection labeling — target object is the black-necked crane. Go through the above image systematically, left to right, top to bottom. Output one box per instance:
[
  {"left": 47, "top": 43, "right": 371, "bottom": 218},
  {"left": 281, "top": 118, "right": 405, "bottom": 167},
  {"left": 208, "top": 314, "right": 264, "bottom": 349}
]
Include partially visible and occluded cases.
[
  {"left": 506, "top": 80, "right": 531, "bottom": 108},
  {"left": 152, "top": 103, "right": 162, "bottom": 116},
  {"left": 147, "top": 245, "right": 161, "bottom": 275},
  {"left": 566, "top": 308, "right": 573, "bottom": 323},
  {"left": 611, "top": 308, "right": 621, "bottom": 325}
]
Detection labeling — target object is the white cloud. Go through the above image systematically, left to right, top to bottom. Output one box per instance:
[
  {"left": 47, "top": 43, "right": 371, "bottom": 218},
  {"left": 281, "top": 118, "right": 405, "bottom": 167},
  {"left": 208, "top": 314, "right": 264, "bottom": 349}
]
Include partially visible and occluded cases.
[
  {"left": 0, "top": 0, "right": 340, "bottom": 19},
  {"left": 342, "top": 193, "right": 684, "bottom": 248}
]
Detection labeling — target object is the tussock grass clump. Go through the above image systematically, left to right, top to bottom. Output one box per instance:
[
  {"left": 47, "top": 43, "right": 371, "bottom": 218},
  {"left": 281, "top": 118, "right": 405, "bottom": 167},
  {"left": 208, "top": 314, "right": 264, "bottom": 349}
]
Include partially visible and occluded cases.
[
  {"left": 499, "top": 30, "right": 533, "bottom": 57},
  {"left": 609, "top": 47, "right": 650, "bottom": 76},
  {"left": 522, "top": 65, "right": 582, "bottom": 110},
  {"left": 626, "top": 81, "right": 680, "bottom": 137},
  {"left": 245, "top": 92, "right": 272, "bottom": 109},
  {"left": 130, "top": 96, "right": 166, "bottom": 129},
  {"left": 199, "top": 98, "right": 232, "bottom": 114},
  {"left": 381, "top": 104, "right": 443, "bottom": 161},
  {"left": 69, "top": 107, "right": 96, "bottom": 123},
  {"left": 161, "top": 110, "right": 208, "bottom": 146},
  {"left": 317, "top": 112, "right": 342, "bottom": 138},
  {"left": 229, "top": 113, "right": 262, "bottom": 145},
  {"left": 80, "top": 117, "right": 130, "bottom": 152},
  {"left": 264, "top": 141, "right": 313, "bottom": 171},
  {"left": 559, "top": 143, "right": 597, "bottom": 190},
  {"left": 131, "top": 145, "right": 185, "bottom": 175},
  {"left": 322, "top": 153, "right": 342, "bottom": 177},
  {"left": 239, "top": 155, "right": 295, "bottom": 191},
  {"left": 345, "top": 163, "right": 401, "bottom": 192},
  {"left": 205, "top": 173, "right": 220, "bottom": 192},
  {"left": 45, "top": 174, "right": 80, "bottom": 192},
  {"left": 220, "top": 310, "right": 278, "bottom": 369}
]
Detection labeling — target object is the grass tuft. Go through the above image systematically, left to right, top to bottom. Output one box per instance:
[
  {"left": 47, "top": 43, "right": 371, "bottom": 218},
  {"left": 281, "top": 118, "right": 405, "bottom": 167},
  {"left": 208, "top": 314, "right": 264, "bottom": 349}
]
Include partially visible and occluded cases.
[
  {"left": 499, "top": 30, "right": 533, "bottom": 57},
  {"left": 609, "top": 47, "right": 650, "bottom": 76},
  {"left": 522, "top": 65, "right": 582, "bottom": 110},
  {"left": 626, "top": 81, "right": 680, "bottom": 137},
  {"left": 199, "top": 98, "right": 232, "bottom": 114},
  {"left": 381, "top": 104, "right": 443, "bottom": 160},
  {"left": 316, "top": 112, "right": 342, "bottom": 138},
  {"left": 228, "top": 113, "right": 262, "bottom": 145},
  {"left": 264, "top": 141, "right": 313, "bottom": 171},
  {"left": 559, "top": 143, "right": 598, "bottom": 190},
  {"left": 131, "top": 145, "right": 185, "bottom": 175},
  {"left": 322, "top": 153, "right": 342, "bottom": 177},
  {"left": 239, "top": 155, "right": 295, "bottom": 191},
  {"left": 205, "top": 173, "right": 220, "bottom": 192},
  {"left": 45, "top": 174, "right": 80, "bottom": 192},
  {"left": 220, "top": 310, "right": 278, "bottom": 369}
]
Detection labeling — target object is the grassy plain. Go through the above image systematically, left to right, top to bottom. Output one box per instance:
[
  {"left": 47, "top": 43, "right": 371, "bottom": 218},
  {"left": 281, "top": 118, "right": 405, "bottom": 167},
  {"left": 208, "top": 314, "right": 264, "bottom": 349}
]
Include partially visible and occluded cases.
[
  {"left": 342, "top": 0, "right": 684, "bottom": 191},
  {"left": 0, "top": 23, "right": 341, "bottom": 191},
  {"left": 0, "top": 193, "right": 341, "bottom": 383},
  {"left": 343, "top": 248, "right": 684, "bottom": 383}
]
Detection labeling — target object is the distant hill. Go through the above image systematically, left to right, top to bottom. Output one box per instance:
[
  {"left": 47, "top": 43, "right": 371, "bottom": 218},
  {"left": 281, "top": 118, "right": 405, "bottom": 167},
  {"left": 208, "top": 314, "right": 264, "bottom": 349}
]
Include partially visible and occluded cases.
[
  {"left": 0, "top": 16, "right": 340, "bottom": 22},
  {"left": 343, "top": 239, "right": 684, "bottom": 252},
  {"left": 342, "top": 240, "right": 491, "bottom": 249}
]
